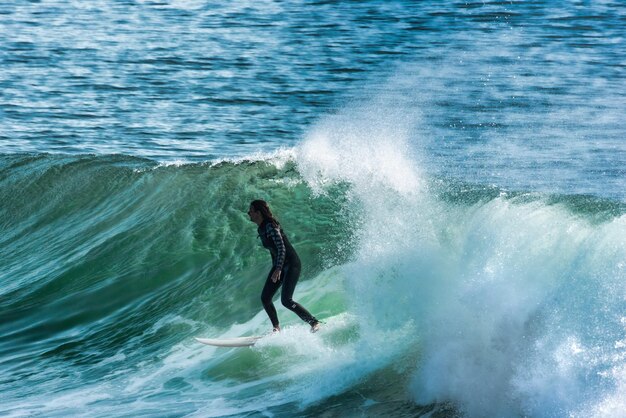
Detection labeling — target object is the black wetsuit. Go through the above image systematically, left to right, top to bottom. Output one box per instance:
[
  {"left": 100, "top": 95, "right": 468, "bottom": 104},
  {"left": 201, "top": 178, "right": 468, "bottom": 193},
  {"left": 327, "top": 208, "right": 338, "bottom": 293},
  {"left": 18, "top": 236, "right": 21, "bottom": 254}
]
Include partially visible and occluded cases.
[{"left": 258, "top": 219, "right": 318, "bottom": 328}]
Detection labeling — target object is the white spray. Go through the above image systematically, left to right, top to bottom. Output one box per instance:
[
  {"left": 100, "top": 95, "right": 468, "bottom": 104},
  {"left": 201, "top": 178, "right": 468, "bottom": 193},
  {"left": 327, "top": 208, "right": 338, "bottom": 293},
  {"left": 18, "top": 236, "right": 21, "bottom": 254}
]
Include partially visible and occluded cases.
[{"left": 296, "top": 94, "right": 626, "bottom": 417}]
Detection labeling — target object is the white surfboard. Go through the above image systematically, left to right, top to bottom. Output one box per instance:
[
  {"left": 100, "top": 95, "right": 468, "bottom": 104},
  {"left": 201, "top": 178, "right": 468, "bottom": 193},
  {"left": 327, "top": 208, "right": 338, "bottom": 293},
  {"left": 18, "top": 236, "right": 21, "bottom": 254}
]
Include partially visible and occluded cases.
[{"left": 195, "top": 336, "right": 262, "bottom": 347}]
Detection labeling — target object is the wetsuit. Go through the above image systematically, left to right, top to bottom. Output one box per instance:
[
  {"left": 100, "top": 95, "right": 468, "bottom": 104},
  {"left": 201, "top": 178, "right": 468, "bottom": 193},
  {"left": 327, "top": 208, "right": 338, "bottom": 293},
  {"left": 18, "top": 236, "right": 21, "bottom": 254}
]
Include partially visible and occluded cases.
[{"left": 258, "top": 219, "right": 318, "bottom": 328}]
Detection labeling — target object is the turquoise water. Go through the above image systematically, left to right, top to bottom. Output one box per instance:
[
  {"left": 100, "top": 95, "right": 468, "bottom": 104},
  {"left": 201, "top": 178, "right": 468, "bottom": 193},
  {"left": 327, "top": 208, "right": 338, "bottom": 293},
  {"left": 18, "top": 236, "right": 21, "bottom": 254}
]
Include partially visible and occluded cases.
[{"left": 1, "top": 1, "right": 625, "bottom": 417}]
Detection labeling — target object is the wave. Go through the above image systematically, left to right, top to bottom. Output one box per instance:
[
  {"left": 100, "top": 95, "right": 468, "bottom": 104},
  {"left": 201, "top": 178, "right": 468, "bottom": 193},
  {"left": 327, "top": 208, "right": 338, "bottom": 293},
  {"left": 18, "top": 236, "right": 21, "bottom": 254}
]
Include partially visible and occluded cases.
[
  {"left": 1, "top": 142, "right": 625, "bottom": 417},
  {"left": 0, "top": 151, "right": 351, "bottom": 346}
]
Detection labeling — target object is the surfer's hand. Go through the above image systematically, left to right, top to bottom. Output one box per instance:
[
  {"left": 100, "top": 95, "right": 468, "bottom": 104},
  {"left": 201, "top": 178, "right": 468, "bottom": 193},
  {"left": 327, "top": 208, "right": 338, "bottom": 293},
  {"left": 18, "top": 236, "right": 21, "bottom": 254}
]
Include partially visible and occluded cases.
[{"left": 271, "top": 270, "right": 281, "bottom": 283}]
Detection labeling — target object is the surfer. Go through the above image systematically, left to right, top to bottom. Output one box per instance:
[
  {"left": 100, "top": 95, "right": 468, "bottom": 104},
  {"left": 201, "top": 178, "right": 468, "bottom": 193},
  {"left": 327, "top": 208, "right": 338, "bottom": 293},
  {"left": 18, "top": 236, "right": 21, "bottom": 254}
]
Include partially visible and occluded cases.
[{"left": 247, "top": 200, "right": 321, "bottom": 333}]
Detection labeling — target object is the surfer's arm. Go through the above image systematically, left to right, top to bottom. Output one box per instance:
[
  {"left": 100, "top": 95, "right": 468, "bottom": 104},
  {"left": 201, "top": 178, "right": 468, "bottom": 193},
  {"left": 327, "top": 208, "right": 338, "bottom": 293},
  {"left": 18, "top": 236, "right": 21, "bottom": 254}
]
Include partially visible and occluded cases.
[{"left": 267, "top": 223, "right": 286, "bottom": 272}]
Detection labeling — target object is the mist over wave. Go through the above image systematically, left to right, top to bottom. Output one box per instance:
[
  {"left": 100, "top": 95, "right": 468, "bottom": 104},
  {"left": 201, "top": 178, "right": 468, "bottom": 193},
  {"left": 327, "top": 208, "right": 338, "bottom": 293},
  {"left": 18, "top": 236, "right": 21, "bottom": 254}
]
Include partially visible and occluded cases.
[{"left": 295, "top": 100, "right": 626, "bottom": 417}]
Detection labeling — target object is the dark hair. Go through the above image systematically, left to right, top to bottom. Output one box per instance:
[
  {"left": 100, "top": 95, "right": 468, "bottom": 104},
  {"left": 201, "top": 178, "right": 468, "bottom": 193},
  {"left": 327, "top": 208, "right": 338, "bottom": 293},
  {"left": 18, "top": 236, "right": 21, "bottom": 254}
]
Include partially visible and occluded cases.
[{"left": 250, "top": 200, "right": 280, "bottom": 227}]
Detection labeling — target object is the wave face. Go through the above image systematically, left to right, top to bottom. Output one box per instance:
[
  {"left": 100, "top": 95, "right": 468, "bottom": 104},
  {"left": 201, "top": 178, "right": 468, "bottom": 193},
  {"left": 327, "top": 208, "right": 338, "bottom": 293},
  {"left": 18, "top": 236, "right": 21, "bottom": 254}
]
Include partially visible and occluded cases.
[
  {"left": 1, "top": 141, "right": 625, "bottom": 417},
  {"left": 0, "top": 152, "right": 354, "bottom": 415}
]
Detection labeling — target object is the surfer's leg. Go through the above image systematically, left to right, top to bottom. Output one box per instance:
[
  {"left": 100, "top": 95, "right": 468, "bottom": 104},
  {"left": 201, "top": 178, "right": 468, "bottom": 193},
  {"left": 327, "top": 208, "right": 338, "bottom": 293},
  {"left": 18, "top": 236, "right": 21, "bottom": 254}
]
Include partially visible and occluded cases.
[
  {"left": 280, "top": 263, "right": 318, "bottom": 326},
  {"left": 261, "top": 271, "right": 281, "bottom": 329}
]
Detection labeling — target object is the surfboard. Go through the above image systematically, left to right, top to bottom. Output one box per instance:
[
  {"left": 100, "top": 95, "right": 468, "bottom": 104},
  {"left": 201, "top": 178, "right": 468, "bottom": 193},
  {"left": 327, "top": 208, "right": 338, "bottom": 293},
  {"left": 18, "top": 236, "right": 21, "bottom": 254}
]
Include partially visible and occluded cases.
[{"left": 195, "top": 336, "right": 262, "bottom": 347}]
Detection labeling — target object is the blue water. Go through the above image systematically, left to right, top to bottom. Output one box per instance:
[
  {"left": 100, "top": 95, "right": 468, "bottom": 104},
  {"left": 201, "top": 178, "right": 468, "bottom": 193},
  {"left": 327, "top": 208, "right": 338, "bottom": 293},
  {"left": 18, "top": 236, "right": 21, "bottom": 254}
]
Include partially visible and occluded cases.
[
  {"left": 3, "top": 0, "right": 624, "bottom": 200},
  {"left": 1, "top": 1, "right": 625, "bottom": 417}
]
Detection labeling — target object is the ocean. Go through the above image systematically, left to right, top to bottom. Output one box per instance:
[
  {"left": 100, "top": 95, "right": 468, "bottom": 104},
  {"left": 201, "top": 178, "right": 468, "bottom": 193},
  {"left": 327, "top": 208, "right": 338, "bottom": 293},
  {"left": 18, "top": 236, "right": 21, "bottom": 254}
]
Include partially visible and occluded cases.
[{"left": 1, "top": 1, "right": 625, "bottom": 417}]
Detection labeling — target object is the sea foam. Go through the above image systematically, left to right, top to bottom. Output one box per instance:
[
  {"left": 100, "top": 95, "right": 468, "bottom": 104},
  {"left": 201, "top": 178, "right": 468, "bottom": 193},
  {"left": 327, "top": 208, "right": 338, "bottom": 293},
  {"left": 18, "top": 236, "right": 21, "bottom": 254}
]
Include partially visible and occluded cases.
[{"left": 295, "top": 96, "right": 626, "bottom": 417}]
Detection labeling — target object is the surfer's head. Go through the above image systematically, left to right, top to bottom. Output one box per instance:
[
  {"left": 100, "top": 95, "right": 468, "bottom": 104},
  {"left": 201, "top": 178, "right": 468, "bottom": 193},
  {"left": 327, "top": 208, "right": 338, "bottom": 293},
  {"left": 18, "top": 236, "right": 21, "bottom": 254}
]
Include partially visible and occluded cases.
[{"left": 248, "top": 200, "right": 279, "bottom": 226}]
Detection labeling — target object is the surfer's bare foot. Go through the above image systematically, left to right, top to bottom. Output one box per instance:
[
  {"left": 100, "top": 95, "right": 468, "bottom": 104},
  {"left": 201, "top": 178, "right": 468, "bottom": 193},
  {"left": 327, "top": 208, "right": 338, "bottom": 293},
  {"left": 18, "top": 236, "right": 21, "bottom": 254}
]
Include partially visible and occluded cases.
[
  {"left": 310, "top": 322, "right": 321, "bottom": 333},
  {"left": 272, "top": 326, "right": 281, "bottom": 333}
]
